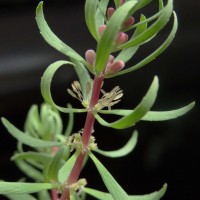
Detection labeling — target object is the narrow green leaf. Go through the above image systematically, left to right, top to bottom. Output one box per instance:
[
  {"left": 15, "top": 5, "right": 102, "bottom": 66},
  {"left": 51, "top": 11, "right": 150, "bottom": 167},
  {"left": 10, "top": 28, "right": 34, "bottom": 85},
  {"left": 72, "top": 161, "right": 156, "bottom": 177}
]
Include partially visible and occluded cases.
[
  {"left": 85, "top": 0, "right": 99, "bottom": 40},
  {"left": 95, "top": 0, "right": 138, "bottom": 75},
  {"left": 95, "top": 0, "right": 109, "bottom": 29},
  {"left": 114, "top": 0, "right": 121, "bottom": 8},
  {"left": 118, "top": 0, "right": 173, "bottom": 50},
  {"left": 131, "top": 0, "right": 153, "bottom": 13},
  {"left": 159, "top": 0, "right": 164, "bottom": 10},
  {"left": 35, "top": 2, "right": 84, "bottom": 62},
  {"left": 127, "top": 9, "right": 161, "bottom": 32},
  {"left": 108, "top": 12, "right": 178, "bottom": 77},
  {"left": 133, "top": 14, "right": 147, "bottom": 37},
  {"left": 114, "top": 46, "right": 139, "bottom": 63},
  {"left": 72, "top": 59, "right": 91, "bottom": 100},
  {"left": 40, "top": 60, "right": 87, "bottom": 113},
  {"left": 95, "top": 76, "right": 159, "bottom": 129},
  {"left": 98, "top": 102, "right": 195, "bottom": 121},
  {"left": 39, "top": 103, "right": 63, "bottom": 137},
  {"left": 64, "top": 104, "right": 74, "bottom": 137},
  {"left": 24, "top": 105, "right": 41, "bottom": 138},
  {"left": 1, "top": 118, "right": 64, "bottom": 148},
  {"left": 95, "top": 130, "right": 138, "bottom": 158},
  {"left": 46, "top": 147, "right": 64, "bottom": 181},
  {"left": 12, "top": 151, "right": 52, "bottom": 164},
  {"left": 58, "top": 152, "right": 78, "bottom": 184},
  {"left": 89, "top": 152, "right": 129, "bottom": 200},
  {"left": 15, "top": 159, "right": 44, "bottom": 182},
  {"left": 0, "top": 182, "right": 57, "bottom": 195},
  {"left": 83, "top": 184, "right": 167, "bottom": 200},
  {"left": 129, "top": 184, "right": 167, "bottom": 200},
  {"left": 83, "top": 187, "right": 113, "bottom": 200},
  {"left": 38, "top": 190, "right": 51, "bottom": 200},
  {"left": 4, "top": 193, "right": 37, "bottom": 200}
]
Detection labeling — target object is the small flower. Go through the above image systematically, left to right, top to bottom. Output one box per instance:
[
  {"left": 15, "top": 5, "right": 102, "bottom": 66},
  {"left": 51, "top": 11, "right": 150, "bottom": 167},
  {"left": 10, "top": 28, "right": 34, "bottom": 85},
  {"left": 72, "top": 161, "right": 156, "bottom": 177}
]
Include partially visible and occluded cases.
[
  {"left": 67, "top": 80, "right": 92, "bottom": 108},
  {"left": 95, "top": 86, "right": 123, "bottom": 110},
  {"left": 66, "top": 129, "right": 97, "bottom": 153},
  {"left": 70, "top": 178, "right": 87, "bottom": 196}
]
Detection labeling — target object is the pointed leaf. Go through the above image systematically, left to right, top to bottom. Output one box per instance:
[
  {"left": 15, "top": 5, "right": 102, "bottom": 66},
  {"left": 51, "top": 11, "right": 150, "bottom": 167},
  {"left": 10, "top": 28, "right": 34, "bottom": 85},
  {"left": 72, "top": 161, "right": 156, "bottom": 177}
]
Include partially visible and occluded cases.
[
  {"left": 85, "top": 0, "right": 99, "bottom": 40},
  {"left": 95, "top": 0, "right": 138, "bottom": 75},
  {"left": 95, "top": 0, "right": 109, "bottom": 29},
  {"left": 114, "top": 0, "right": 121, "bottom": 8},
  {"left": 118, "top": 0, "right": 173, "bottom": 50},
  {"left": 131, "top": 0, "right": 153, "bottom": 13},
  {"left": 35, "top": 2, "right": 84, "bottom": 62},
  {"left": 108, "top": 12, "right": 178, "bottom": 77},
  {"left": 133, "top": 14, "right": 147, "bottom": 37},
  {"left": 114, "top": 46, "right": 139, "bottom": 63},
  {"left": 72, "top": 59, "right": 91, "bottom": 100},
  {"left": 40, "top": 60, "right": 87, "bottom": 113},
  {"left": 95, "top": 76, "right": 159, "bottom": 129},
  {"left": 99, "top": 102, "right": 195, "bottom": 121},
  {"left": 64, "top": 104, "right": 74, "bottom": 137},
  {"left": 24, "top": 105, "right": 41, "bottom": 137},
  {"left": 1, "top": 118, "right": 64, "bottom": 148},
  {"left": 95, "top": 130, "right": 138, "bottom": 158},
  {"left": 46, "top": 147, "right": 64, "bottom": 181},
  {"left": 12, "top": 151, "right": 52, "bottom": 164},
  {"left": 58, "top": 152, "right": 78, "bottom": 184},
  {"left": 89, "top": 152, "right": 129, "bottom": 200},
  {"left": 14, "top": 159, "right": 44, "bottom": 182},
  {"left": 0, "top": 182, "right": 57, "bottom": 194},
  {"left": 83, "top": 184, "right": 167, "bottom": 200},
  {"left": 129, "top": 184, "right": 167, "bottom": 200},
  {"left": 83, "top": 187, "right": 113, "bottom": 200},
  {"left": 38, "top": 190, "right": 51, "bottom": 200},
  {"left": 4, "top": 193, "right": 37, "bottom": 200}
]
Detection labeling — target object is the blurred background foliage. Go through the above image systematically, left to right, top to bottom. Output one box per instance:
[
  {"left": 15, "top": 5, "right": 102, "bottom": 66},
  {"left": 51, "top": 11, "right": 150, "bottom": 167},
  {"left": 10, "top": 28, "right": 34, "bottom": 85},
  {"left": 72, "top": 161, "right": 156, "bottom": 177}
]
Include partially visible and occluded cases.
[{"left": 0, "top": 0, "right": 199, "bottom": 200}]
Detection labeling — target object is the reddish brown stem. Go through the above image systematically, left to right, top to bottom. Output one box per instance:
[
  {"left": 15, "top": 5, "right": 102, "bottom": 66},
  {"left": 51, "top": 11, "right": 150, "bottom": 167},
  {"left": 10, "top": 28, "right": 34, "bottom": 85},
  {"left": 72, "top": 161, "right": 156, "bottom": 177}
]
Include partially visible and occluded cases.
[
  {"left": 60, "top": 75, "right": 104, "bottom": 200},
  {"left": 51, "top": 189, "right": 59, "bottom": 200}
]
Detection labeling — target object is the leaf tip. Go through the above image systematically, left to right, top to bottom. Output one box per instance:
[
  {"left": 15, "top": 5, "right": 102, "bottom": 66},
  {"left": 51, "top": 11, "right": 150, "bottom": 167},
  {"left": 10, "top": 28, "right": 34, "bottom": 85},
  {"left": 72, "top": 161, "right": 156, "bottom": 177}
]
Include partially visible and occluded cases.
[
  {"left": 36, "top": 1, "right": 44, "bottom": 14},
  {"left": 1, "top": 117, "right": 6, "bottom": 125}
]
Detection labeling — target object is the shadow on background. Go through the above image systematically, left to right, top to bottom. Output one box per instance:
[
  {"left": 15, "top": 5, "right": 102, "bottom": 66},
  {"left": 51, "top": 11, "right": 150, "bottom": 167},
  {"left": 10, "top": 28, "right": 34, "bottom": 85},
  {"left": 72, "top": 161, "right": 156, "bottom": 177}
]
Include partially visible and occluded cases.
[{"left": 0, "top": 0, "right": 199, "bottom": 200}]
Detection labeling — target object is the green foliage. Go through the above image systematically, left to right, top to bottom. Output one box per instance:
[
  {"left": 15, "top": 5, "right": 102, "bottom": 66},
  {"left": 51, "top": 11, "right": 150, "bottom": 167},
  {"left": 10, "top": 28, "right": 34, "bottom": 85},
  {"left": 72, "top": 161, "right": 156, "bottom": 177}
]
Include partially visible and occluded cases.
[{"left": 1, "top": 0, "right": 195, "bottom": 200}]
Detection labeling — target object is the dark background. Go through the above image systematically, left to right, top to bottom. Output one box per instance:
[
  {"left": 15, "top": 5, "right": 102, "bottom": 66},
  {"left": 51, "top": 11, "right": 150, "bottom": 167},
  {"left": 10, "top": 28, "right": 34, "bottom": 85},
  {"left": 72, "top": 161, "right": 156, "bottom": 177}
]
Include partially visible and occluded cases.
[{"left": 0, "top": 0, "right": 199, "bottom": 200}]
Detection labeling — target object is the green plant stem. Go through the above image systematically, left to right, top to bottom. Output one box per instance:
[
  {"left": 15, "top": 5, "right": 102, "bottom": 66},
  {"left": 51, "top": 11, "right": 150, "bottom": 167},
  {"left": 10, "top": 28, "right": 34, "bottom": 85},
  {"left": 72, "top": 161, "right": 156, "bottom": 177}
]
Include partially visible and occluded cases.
[{"left": 60, "top": 75, "right": 104, "bottom": 200}]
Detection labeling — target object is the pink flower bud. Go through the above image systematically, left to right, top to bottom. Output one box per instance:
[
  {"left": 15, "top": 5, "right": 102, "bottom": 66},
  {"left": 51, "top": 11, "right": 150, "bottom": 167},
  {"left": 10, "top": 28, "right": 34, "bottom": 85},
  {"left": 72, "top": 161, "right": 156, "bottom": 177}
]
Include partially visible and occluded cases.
[
  {"left": 120, "top": 0, "right": 125, "bottom": 5},
  {"left": 107, "top": 7, "right": 115, "bottom": 20},
  {"left": 122, "top": 16, "right": 135, "bottom": 30},
  {"left": 98, "top": 25, "right": 106, "bottom": 37},
  {"left": 114, "top": 32, "right": 128, "bottom": 46},
  {"left": 85, "top": 49, "right": 96, "bottom": 67},
  {"left": 107, "top": 55, "right": 115, "bottom": 65},
  {"left": 106, "top": 60, "right": 125, "bottom": 75}
]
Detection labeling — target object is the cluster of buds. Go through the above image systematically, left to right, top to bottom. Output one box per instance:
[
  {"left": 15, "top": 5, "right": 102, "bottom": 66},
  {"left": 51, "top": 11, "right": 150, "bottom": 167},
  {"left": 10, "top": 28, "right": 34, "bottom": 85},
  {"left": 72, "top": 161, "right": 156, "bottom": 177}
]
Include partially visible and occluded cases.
[
  {"left": 98, "top": 0, "right": 135, "bottom": 48},
  {"left": 85, "top": 1, "right": 135, "bottom": 76},
  {"left": 85, "top": 49, "right": 125, "bottom": 76},
  {"left": 66, "top": 129, "right": 97, "bottom": 153}
]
